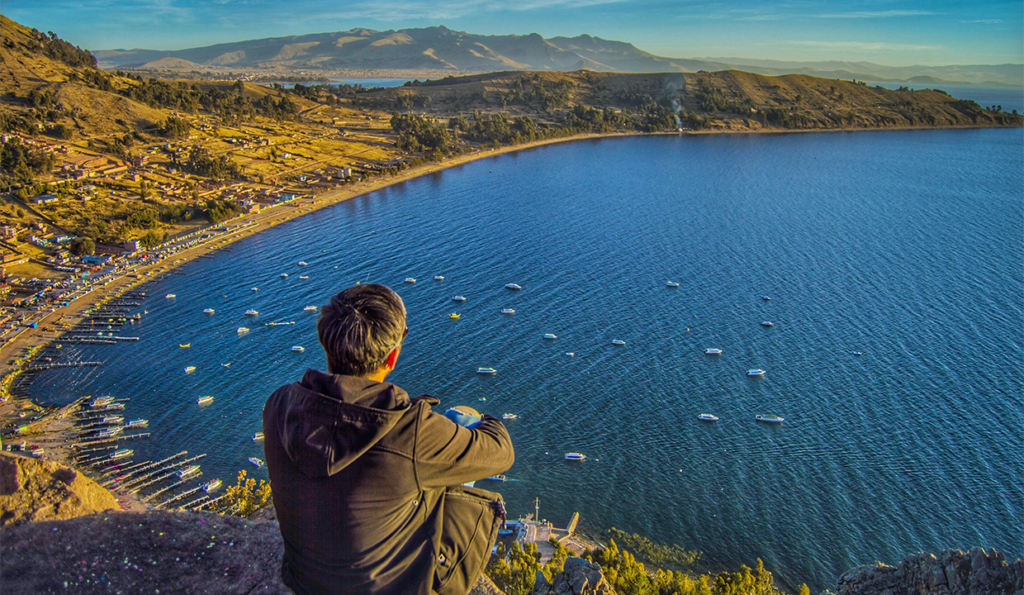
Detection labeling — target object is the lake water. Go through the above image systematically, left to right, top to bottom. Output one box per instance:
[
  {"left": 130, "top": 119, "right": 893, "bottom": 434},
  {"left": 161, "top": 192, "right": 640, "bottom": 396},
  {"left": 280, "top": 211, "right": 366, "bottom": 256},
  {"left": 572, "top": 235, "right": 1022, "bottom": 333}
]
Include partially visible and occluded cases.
[{"left": 30, "top": 128, "right": 1024, "bottom": 592}]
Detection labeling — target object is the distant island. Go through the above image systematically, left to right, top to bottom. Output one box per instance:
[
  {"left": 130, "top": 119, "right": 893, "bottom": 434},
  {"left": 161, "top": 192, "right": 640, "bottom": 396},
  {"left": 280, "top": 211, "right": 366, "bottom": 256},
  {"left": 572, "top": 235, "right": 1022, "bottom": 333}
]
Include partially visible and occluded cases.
[{"left": 93, "top": 26, "right": 1024, "bottom": 87}]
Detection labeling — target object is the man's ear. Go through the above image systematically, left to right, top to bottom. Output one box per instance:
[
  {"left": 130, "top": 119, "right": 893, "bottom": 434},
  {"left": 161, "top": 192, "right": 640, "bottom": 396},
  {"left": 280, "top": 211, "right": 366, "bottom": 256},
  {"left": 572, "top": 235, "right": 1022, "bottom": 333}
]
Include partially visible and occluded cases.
[{"left": 385, "top": 349, "right": 398, "bottom": 369}]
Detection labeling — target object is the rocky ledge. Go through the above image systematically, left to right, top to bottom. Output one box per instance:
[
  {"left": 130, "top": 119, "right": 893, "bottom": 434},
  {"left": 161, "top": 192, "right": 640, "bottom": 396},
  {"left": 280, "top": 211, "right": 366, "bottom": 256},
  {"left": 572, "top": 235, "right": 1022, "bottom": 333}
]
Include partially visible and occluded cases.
[{"left": 838, "top": 548, "right": 1023, "bottom": 595}]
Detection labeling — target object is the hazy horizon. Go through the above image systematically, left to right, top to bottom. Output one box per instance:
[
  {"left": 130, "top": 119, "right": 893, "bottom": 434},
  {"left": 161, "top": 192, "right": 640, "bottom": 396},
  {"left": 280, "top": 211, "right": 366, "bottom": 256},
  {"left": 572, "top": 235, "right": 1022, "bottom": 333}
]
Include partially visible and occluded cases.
[{"left": 4, "top": 0, "right": 1022, "bottom": 68}]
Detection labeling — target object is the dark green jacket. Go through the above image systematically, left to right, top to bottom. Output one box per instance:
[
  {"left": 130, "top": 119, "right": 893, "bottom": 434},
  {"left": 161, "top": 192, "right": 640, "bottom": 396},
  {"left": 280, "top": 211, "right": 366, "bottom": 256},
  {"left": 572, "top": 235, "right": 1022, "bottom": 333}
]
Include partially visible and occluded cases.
[{"left": 263, "top": 370, "right": 514, "bottom": 595}]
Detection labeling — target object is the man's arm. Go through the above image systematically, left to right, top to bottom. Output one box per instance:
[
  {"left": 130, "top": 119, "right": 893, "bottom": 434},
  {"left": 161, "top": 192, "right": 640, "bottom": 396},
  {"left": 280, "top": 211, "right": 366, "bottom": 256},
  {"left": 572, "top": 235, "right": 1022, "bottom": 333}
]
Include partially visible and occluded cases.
[{"left": 413, "top": 406, "right": 515, "bottom": 489}]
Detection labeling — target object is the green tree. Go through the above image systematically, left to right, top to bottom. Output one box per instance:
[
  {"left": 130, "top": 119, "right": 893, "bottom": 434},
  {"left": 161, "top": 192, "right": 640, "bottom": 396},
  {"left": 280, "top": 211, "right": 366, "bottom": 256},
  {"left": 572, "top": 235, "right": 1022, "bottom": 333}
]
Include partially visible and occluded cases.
[{"left": 69, "top": 238, "right": 95, "bottom": 256}]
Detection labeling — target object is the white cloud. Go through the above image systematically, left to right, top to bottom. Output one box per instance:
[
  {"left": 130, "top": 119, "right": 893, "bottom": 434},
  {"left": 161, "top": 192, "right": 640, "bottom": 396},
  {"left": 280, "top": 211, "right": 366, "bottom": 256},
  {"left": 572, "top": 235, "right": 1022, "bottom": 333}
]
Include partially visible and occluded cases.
[
  {"left": 815, "top": 10, "right": 935, "bottom": 19},
  {"left": 786, "top": 40, "right": 940, "bottom": 52}
]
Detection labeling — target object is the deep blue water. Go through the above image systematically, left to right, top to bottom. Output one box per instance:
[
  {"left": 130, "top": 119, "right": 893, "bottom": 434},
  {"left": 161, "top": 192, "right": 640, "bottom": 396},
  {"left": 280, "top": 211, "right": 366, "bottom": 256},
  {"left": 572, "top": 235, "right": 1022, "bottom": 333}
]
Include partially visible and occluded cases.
[{"left": 30, "top": 129, "right": 1024, "bottom": 592}]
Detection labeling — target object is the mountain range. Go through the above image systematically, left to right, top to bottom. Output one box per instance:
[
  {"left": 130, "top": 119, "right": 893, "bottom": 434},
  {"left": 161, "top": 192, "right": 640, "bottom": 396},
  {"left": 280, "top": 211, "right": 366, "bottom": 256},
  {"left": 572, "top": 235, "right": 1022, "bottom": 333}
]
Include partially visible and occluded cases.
[{"left": 94, "top": 26, "right": 1023, "bottom": 87}]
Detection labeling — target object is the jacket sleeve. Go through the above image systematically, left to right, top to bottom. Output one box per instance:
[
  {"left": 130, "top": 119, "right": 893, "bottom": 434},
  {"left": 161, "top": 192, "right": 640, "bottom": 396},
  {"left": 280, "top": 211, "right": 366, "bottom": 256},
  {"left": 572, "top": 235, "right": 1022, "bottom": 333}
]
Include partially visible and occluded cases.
[{"left": 413, "top": 405, "right": 515, "bottom": 489}]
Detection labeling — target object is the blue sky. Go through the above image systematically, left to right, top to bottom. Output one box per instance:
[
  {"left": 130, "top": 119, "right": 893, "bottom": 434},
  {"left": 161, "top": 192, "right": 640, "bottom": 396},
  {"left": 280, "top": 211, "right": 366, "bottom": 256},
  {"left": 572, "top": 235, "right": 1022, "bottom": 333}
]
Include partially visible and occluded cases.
[{"left": 5, "top": 0, "right": 1022, "bottom": 65}]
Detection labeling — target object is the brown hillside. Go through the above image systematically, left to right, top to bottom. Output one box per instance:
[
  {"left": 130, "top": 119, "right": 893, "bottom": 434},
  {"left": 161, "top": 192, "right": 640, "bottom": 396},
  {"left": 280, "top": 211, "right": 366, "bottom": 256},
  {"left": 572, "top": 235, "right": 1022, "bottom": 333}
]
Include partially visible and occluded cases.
[{"left": 0, "top": 452, "right": 121, "bottom": 526}]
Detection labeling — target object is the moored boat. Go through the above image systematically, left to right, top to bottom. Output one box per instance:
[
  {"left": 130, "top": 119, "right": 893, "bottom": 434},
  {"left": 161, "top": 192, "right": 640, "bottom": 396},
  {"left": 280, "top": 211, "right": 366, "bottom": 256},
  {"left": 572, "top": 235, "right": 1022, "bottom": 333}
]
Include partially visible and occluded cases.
[
  {"left": 297, "top": 261, "right": 308, "bottom": 266},
  {"left": 280, "top": 273, "right": 288, "bottom": 278},
  {"left": 433, "top": 275, "right": 445, "bottom": 281},
  {"left": 404, "top": 278, "right": 417, "bottom": 284},
  {"left": 667, "top": 281, "right": 680, "bottom": 287},
  {"left": 504, "top": 283, "right": 522, "bottom": 290},
  {"left": 166, "top": 294, "right": 176, "bottom": 299},
  {"left": 452, "top": 295, "right": 466, "bottom": 302},
  {"left": 303, "top": 305, "right": 318, "bottom": 312},
  {"left": 203, "top": 308, "right": 215, "bottom": 315},
  {"left": 501, "top": 308, "right": 515, "bottom": 315},
  {"left": 244, "top": 309, "right": 259, "bottom": 317},
  {"left": 449, "top": 313, "right": 461, "bottom": 320},
  {"left": 761, "top": 321, "right": 774, "bottom": 327},
  {"left": 236, "top": 327, "right": 250, "bottom": 334},
  {"left": 611, "top": 339, "right": 626, "bottom": 346},
  {"left": 291, "top": 345, "right": 305, "bottom": 353},
  {"left": 704, "top": 348, "right": 723, "bottom": 355},
  {"left": 184, "top": 366, "right": 196, "bottom": 374},
  {"left": 476, "top": 367, "right": 497, "bottom": 375},
  {"left": 746, "top": 368, "right": 766, "bottom": 377},
  {"left": 197, "top": 395, "right": 214, "bottom": 406},
  {"left": 91, "top": 396, "right": 115, "bottom": 408},
  {"left": 502, "top": 413, "right": 518, "bottom": 420},
  {"left": 698, "top": 413, "right": 719, "bottom": 422},
  {"left": 755, "top": 414, "right": 784, "bottom": 424},
  {"left": 126, "top": 419, "right": 148, "bottom": 428},
  {"left": 252, "top": 432, "right": 264, "bottom": 442},
  {"left": 110, "top": 448, "right": 134, "bottom": 459},
  {"left": 564, "top": 452, "right": 586, "bottom": 461},
  {"left": 249, "top": 457, "right": 265, "bottom": 467},
  {"left": 177, "top": 465, "right": 201, "bottom": 478},
  {"left": 485, "top": 475, "right": 506, "bottom": 482},
  {"left": 202, "top": 479, "right": 222, "bottom": 493}
]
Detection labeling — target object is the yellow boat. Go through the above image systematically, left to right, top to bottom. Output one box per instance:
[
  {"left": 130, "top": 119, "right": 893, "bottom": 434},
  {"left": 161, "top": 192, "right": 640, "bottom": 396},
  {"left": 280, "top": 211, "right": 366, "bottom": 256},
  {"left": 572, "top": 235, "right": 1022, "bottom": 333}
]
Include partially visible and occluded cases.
[
  {"left": 449, "top": 313, "right": 461, "bottom": 320},
  {"left": 179, "top": 343, "right": 190, "bottom": 348}
]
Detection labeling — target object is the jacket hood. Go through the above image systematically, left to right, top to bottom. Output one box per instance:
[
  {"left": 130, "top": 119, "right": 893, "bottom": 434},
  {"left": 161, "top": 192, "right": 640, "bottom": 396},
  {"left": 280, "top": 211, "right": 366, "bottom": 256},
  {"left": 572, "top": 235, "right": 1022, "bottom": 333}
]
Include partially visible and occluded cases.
[{"left": 267, "top": 369, "right": 412, "bottom": 478}]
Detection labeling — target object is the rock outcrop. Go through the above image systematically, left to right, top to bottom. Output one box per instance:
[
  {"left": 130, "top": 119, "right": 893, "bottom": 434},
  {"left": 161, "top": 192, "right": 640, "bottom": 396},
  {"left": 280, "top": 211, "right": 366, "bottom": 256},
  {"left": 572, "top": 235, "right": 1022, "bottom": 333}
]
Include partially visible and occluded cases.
[
  {"left": 0, "top": 452, "right": 120, "bottom": 527},
  {"left": 837, "top": 548, "right": 1024, "bottom": 595},
  {"left": 534, "top": 557, "right": 615, "bottom": 595}
]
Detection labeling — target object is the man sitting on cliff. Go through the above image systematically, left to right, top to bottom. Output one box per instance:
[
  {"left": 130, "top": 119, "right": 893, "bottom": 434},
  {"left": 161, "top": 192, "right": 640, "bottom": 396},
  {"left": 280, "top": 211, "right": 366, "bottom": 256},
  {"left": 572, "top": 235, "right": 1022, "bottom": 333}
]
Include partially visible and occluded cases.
[{"left": 263, "top": 283, "right": 515, "bottom": 595}]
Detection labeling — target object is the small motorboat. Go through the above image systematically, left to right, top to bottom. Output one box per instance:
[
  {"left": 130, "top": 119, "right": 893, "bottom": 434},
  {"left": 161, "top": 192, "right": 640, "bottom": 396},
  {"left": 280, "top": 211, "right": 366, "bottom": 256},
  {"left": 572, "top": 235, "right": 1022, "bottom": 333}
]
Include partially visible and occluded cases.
[
  {"left": 297, "top": 261, "right": 308, "bottom": 266},
  {"left": 280, "top": 273, "right": 288, "bottom": 278},
  {"left": 298, "top": 275, "right": 309, "bottom": 280},
  {"left": 433, "top": 275, "right": 445, "bottom": 281},
  {"left": 404, "top": 278, "right": 417, "bottom": 284},
  {"left": 666, "top": 281, "right": 680, "bottom": 287},
  {"left": 505, "top": 283, "right": 521, "bottom": 290},
  {"left": 251, "top": 287, "right": 259, "bottom": 292},
  {"left": 166, "top": 294, "right": 176, "bottom": 299},
  {"left": 452, "top": 295, "right": 467, "bottom": 302},
  {"left": 762, "top": 295, "right": 772, "bottom": 301},
  {"left": 303, "top": 305, "right": 318, "bottom": 312},
  {"left": 203, "top": 308, "right": 215, "bottom": 315},
  {"left": 501, "top": 308, "right": 515, "bottom": 315},
  {"left": 244, "top": 309, "right": 259, "bottom": 317},
  {"left": 449, "top": 313, "right": 461, "bottom": 320},
  {"left": 761, "top": 321, "right": 774, "bottom": 327},
  {"left": 236, "top": 327, "right": 250, "bottom": 334},
  {"left": 543, "top": 333, "right": 557, "bottom": 340},
  {"left": 611, "top": 339, "right": 626, "bottom": 346},
  {"left": 179, "top": 343, "right": 190, "bottom": 348},
  {"left": 291, "top": 346, "right": 305, "bottom": 353},
  {"left": 704, "top": 348, "right": 723, "bottom": 355},
  {"left": 184, "top": 366, "right": 196, "bottom": 374},
  {"left": 476, "top": 367, "right": 497, "bottom": 375},
  {"left": 747, "top": 369, "right": 766, "bottom": 377},
  {"left": 197, "top": 396, "right": 214, "bottom": 406},
  {"left": 502, "top": 413, "right": 518, "bottom": 420},
  {"left": 698, "top": 413, "right": 719, "bottom": 422},
  {"left": 755, "top": 414, "right": 784, "bottom": 424},
  {"left": 252, "top": 432, "right": 265, "bottom": 442},
  {"left": 564, "top": 452, "right": 586, "bottom": 461},
  {"left": 248, "top": 457, "right": 265, "bottom": 467},
  {"left": 485, "top": 475, "right": 506, "bottom": 482},
  {"left": 202, "top": 479, "right": 223, "bottom": 493}
]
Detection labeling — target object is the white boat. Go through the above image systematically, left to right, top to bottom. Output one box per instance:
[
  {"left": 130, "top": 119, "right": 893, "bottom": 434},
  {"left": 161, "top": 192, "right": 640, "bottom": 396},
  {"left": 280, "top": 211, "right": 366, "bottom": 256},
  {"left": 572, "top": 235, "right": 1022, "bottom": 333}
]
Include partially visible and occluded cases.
[
  {"left": 297, "top": 261, "right": 308, "bottom": 266},
  {"left": 280, "top": 273, "right": 288, "bottom": 278},
  {"left": 298, "top": 275, "right": 309, "bottom": 280},
  {"left": 433, "top": 275, "right": 445, "bottom": 281},
  {"left": 404, "top": 278, "right": 416, "bottom": 284},
  {"left": 666, "top": 281, "right": 680, "bottom": 287},
  {"left": 505, "top": 283, "right": 522, "bottom": 290},
  {"left": 251, "top": 287, "right": 259, "bottom": 292},
  {"left": 166, "top": 294, "right": 176, "bottom": 299},
  {"left": 452, "top": 295, "right": 466, "bottom": 302},
  {"left": 762, "top": 295, "right": 771, "bottom": 301},
  {"left": 303, "top": 305, "right": 318, "bottom": 312},
  {"left": 202, "top": 308, "right": 215, "bottom": 315},
  {"left": 501, "top": 308, "right": 515, "bottom": 315},
  {"left": 244, "top": 309, "right": 259, "bottom": 316},
  {"left": 266, "top": 321, "right": 295, "bottom": 326},
  {"left": 761, "top": 321, "right": 774, "bottom": 327},
  {"left": 236, "top": 327, "right": 250, "bottom": 334},
  {"left": 543, "top": 333, "right": 558, "bottom": 340},
  {"left": 612, "top": 339, "right": 626, "bottom": 346},
  {"left": 291, "top": 346, "right": 305, "bottom": 353},
  {"left": 704, "top": 348, "right": 723, "bottom": 355},
  {"left": 565, "top": 352, "right": 574, "bottom": 357},
  {"left": 221, "top": 363, "right": 231, "bottom": 368},
  {"left": 184, "top": 366, "right": 196, "bottom": 374},
  {"left": 476, "top": 367, "right": 498, "bottom": 375},
  {"left": 747, "top": 369, "right": 766, "bottom": 377},
  {"left": 197, "top": 395, "right": 215, "bottom": 406},
  {"left": 91, "top": 396, "right": 115, "bottom": 408},
  {"left": 103, "top": 403, "right": 125, "bottom": 411},
  {"left": 502, "top": 413, "right": 518, "bottom": 420},
  {"left": 698, "top": 413, "right": 719, "bottom": 422},
  {"left": 755, "top": 414, "right": 785, "bottom": 424},
  {"left": 100, "top": 415, "right": 123, "bottom": 425},
  {"left": 126, "top": 419, "right": 148, "bottom": 428},
  {"left": 96, "top": 427, "right": 123, "bottom": 439},
  {"left": 252, "top": 432, "right": 264, "bottom": 442},
  {"left": 110, "top": 448, "right": 133, "bottom": 460},
  {"left": 564, "top": 452, "right": 586, "bottom": 461},
  {"left": 248, "top": 457, "right": 265, "bottom": 467},
  {"left": 177, "top": 465, "right": 201, "bottom": 478},
  {"left": 486, "top": 475, "right": 506, "bottom": 482},
  {"left": 202, "top": 479, "right": 222, "bottom": 493}
]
